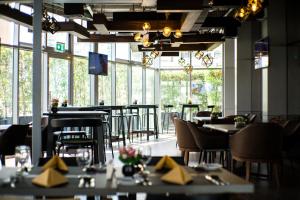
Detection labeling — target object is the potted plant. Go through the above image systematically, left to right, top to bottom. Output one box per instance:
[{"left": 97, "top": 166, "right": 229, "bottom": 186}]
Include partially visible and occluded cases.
[
  {"left": 51, "top": 98, "right": 59, "bottom": 113},
  {"left": 210, "top": 112, "right": 219, "bottom": 120},
  {"left": 234, "top": 116, "right": 247, "bottom": 128},
  {"left": 119, "top": 146, "right": 142, "bottom": 176}
]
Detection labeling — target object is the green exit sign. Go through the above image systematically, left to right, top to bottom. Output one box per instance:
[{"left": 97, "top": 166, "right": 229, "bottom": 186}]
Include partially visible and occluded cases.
[{"left": 55, "top": 42, "right": 65, "bottom": 53}]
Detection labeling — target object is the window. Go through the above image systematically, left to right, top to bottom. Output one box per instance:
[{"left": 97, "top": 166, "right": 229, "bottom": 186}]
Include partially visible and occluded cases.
[
  {"left": 0, "top": 19, "right": 14, "bottom": 45},
  {"left": 47, "top": 32, "right": 69, "bottom": 50},
  {"left": 74, "top": 36, "right": 93, "bottom": 56},
  {"left": 98, "top": 43, "right": 112, "bottom": 61},
  {"left": 116, "top": 43, "right": 129, "bottom": 60},
  {"left": 192, "top": 45, "right": 223, "bottom": 68},
  {"left": 0, "top": 46, "right": 13, "bottom": 124},
  {"left": 19, "top": 49, "right": 33, "bottom": 120},
  {"left": 131, "top": 49, "right": 142, "bottom": 63},
  {"left": 48, "top": 57, "right": 69, "bottom": 104},
  {"left": 73, "top": 57, "right": 90, "bottom": 106},
  {"left": 98, "top": 62, "right": 112, "bottom": 105},
  {"left": 116, "top": 63, "right": 128, "bottom": 105},
  {"left": 132, "top": 65, "right": 143, "bottom": 104},
  {"left": 146, "top": 68, "right": 155, "bottom": 104},
  {"left": 191, "top": 69, "right": 223, "bottom": 112},
  {"left": 160, "top": 70, "right": 189, "bottom": 111}
]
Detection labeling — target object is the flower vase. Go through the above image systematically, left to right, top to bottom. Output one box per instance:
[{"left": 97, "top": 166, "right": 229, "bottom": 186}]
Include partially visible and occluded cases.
[
  {"left": 51, "top": 107, "right": 58, "bottom": 114},
  {"left": 122, "top": 164, "right": 135, "bottom": 177}
]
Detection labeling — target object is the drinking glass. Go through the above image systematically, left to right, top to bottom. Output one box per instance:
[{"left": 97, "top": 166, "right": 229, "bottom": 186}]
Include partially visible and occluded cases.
[
  {"left": 15, "top": 145, "right": 31, "bottom": 169},
  {"left": 139, "top": 146, "right": 152, "bottom": 170},
  {"left": 76, "top": 148, "right": 92, "bottom": 169}
]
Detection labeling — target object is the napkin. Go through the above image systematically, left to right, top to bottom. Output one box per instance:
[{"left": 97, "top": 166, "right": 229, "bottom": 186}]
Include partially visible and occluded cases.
[
  {"left": 42, "top": 155, "right": 69, "bottom": 172},
  {"left": 154, "top": 156, "right": 179, "bottom": 170},
  {"left": 155, "top": 156, "right": 193, "bottom": 185},
  {"left": 161, "top": 166, "right": 192, "bottom": 185},
  {"left": 32, "top": 168, "right": 68, "bottom": 188}
]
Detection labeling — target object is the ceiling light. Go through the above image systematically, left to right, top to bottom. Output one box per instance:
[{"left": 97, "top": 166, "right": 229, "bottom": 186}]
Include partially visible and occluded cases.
[
  {"left": 248, "top": 0, "right": 262, "bottom": 14},
  {"left": 234, "top": 6, "right": 250, "bottom": 21},
  {"left": 143, "top": 22, "right": 151, "bottom": 31},
  {"left": 162, "top": 26, "right": 172, "bottom": 37},
  {"left": 174, "top": 29, "right": 182, "bottom": 38},
  {"left": 134, "top": 32, "right": 142, "bottom": 42},
  {"left": 142, "top": 40, "right": 152, "bottom": 47},
  {"left": 150, "top": 50, "right": 159, "bottom": 59},
  {"left": 195, "top": 51, "right": 204, "bottom": 60},
  {"left": 202, "top": 54, "right": 214, "bottom": 67},
  {"left": 142, "top": 55, "right": 153, "bottom": 67},
  {"left": 178, "top": 57, "right": 186, "bottom": 66},
  {"left": 184, "top": 64, "right": 193, "bottom": 74}
]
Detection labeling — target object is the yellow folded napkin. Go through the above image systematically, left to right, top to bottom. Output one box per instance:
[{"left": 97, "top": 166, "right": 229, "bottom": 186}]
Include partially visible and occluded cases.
[
  {"left": 42, "top": 155, "right": 68, "bottom": 172},
  {"left": 154, "top": 156, "right": 179, "bottom": 170},
  {"left": 155, "top": 156, "right": 193, "bottom": 185},
  {"left": 161, "top": 166, "right": 193, "bottom": 185},
  {"left": 32, "top": 168, "right": 68, "bottom": 188}
]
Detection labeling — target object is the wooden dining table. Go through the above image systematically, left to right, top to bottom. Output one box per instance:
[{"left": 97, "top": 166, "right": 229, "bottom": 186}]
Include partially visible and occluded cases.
[{"left": 0, "top": 166, "right": 254, "bottom": 198}]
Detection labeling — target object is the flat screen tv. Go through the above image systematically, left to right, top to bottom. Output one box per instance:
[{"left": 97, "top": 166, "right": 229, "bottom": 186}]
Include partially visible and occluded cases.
[
  {"left": 254, "top": 37, "right": 269, "bottom": 69},
  {"left": 88, "top": 52, "right": 108, "bottom": 75}
]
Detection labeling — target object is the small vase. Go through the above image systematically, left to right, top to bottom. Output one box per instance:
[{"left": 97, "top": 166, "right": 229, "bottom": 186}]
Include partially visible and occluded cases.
[
  {"left": 51, "top": 107, "right": 58, "bottom": 114},
  {"left": 122, "top": 164, "right": 135, "bottom": 177}
]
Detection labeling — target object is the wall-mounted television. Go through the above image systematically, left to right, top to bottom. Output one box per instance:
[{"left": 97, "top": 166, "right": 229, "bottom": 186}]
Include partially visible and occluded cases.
[
  {"left": 254, "top": 37, "right": 269, "bottom": 69},
  {"left": 88, "top": 52, "right": 108, "bottom": 75}
]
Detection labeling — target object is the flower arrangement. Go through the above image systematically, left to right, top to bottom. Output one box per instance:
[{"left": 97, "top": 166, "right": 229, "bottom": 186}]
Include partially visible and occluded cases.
[
  {"left": 51, "top": 98, "right": 59, "bottom": 108},
  {"left": 62, "top": 99, "right": 68, "bottom": 107},
  {"left": 119, "top": 146, "right": 142, "bottom": 165}
]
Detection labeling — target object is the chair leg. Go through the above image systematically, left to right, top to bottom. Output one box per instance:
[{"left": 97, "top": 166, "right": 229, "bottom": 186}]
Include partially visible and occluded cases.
[
  {"left": 198, "top": 150, "right": 203, "bottom": 164},
  {"left": 184, "top": 151, "right": 189, "bottom": 165},
  {"left": 245, "top": 161, "right": 251, "bottom": 181},
  {"left": 273, "top": 163, "right": 280, "bottom": 187}
]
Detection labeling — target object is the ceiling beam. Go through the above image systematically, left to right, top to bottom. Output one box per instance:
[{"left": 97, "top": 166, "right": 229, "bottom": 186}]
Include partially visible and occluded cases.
[
  {"left": 141, "top": 0, "right": 157, "bottom": 7},
  {"left": 180, "top": 11, "right": 202, "bottom": 32},
  {"left": 93, "top": 13, "right": 109, "bottom": 34},
  {"left": 201, "top": 17, "right": 241, "bottom": 27},
  {"left": 57, "top": 22, "right": 90, "bottom": 39},
  {"left": 78, "top": 34, "right": 135, "bottom": 43},
  {"left": 138, "top": 43, "right": 211, "bottom": 51}
]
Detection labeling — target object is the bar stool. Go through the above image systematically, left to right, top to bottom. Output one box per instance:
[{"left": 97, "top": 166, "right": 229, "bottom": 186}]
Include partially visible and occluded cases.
[{"left": 161, "top": 104, "right": 174, "bottom": 134}]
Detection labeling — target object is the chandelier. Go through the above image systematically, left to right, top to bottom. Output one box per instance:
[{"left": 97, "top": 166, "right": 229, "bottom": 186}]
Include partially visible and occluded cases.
[
  {"left": 234, "top": 0, "right": 263, "bottom": 22},
  {"left": 42, "top": 8, "right": 61, "bottom": 34},
  {"left": 202, "top": 54, "right": 214, "bottom": 67},
  {"left": 142, "top": 55, "right": 153, "bottom": 67},
  {"left": 184, "top": 64, "right": 193, "bottom": 74}
]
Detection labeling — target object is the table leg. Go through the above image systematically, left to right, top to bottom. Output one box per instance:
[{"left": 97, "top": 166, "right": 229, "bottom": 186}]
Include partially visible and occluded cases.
[
  {"left": 181, "top": 106, "right": 184, "bottom": 119},
  {"left": 154, "top": 107, "right": 158, "bottom": 139},
  {"left": 120, "top": 108, "right": 126, "bottom": 146},
  {"left": 147, "top": 108, "right": 149, "bottom": 141},
  {"left": 47, "top": 116, "right": 53, "bottom": 156},
  {"left": 94, "top": 126, "right": 105, "bottom": 164}
]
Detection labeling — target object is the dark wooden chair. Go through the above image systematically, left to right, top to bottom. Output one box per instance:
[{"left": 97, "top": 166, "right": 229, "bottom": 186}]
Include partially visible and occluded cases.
[{"left": 0, "top": 124, "right": 29, "bottom": 165}]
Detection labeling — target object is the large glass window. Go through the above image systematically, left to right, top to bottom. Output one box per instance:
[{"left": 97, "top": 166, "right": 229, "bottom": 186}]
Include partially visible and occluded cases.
[
  {"left": 0, "top": 19, "right": 14, "bottom": 45},
  {"left": 47, "top": 32, "right": 69, "bottom": 50},
  {"left": 74, "top": 36, "right": 93, "bottom": 56},
  {"left": 98, "top": 43, "right": 112, "bottom": 61},
  {"left": 116, "top": 43, "right": 129, "bottom": 60},
  {"left": 192, "top": 45, "right": 223, "bottom": 68},
  {"left": 0, "top": 46, "right": 13, "bottom": 124},
  {"left": 19, "top": 49, "right": 33, "bottom": 120},
  {"left": 131, "top": 49, "right": 142, "bottom": 63},
  {"left": 48, "top": 57, "right": 69, "bottom": 104},
  {"left": 73, "top": 57, "right": 90, "bottom": 106},
  {"left": 98, "top": 62, "right": 112, "bottom": 105},
  {"left": 116, "top": 63, "right": 128, "bottom": 105},
  {"left": 132, "top": 65, "right": 143, "bottom": 104},
  {"left": 146, "top": 68, "right": 155, "bottom": 104},
  {"left": 160, "top": 70, "right": 189, "bottom": 111},
  {"left": 191, "top": 70, "right": 223, "bottom": 112}
]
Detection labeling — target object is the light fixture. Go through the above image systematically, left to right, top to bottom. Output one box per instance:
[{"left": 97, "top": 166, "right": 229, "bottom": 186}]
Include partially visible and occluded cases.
[
  {"left": 234, "top": 0, "right": 263, "bottom": 22},
  {"left": 248, "top": 0, "right": 262, "bottom": 14},
  {"left": 234, "top": 6, "right": 250, "bottom": 21},
  {"left": 42, "top": 8, "right": 61, "bottom": 34},
  {"left": 143, "top": 22, "right": 151, "bottom": 31},
  {"left": 162, "top": 26, "right": 172, "bottom": 37},
  {"left": 174, "top": 29, "right": 182, "bottom": 38},
  {"left": 134, "top": 32, "right": 142, "bottom": 42},
  {"left": 142, "top": 40, "right": 152, "bottom": 47},
  {"left": 150, "top": 50, "right": 159, "bottom": 59},
  {"left": 195, "top": 51, "right": 204, "bottom": 60},
  {"left": 202, "top": 54, "right": 214, "bottom": 67},
  {"left": 142, "top": 55, "right": 153, "bottom": 67},
  {"left": 178, "top": 57, "right": 186, "bottom": 66},
  {"left": 184, "top": 64, "right": 193, "bottom": 74}
]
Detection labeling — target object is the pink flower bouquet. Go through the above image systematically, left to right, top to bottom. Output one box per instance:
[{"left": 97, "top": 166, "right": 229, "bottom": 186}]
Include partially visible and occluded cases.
[{"left": 119, "top": 146, "right": 142, "bottom": 165}]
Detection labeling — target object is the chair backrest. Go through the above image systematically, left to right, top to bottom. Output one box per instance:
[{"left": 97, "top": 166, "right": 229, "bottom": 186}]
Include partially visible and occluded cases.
[
  {"left": 196, "top": 111, "right": 211, "bottom": 117},
  {"left": 51, "top": 118, "right": 102, "bottom": 129},
  {"left": 174, "top": 118, "right": 198, "bottom": 151},
  {"left": 282, "top": 119, "right": 300, "bottom": 136},
  {"left": 230, "top": 123, "right": 283, "bottom": 160},
  {"left": 0, "top": 124, "right": 29, "bottom": 155}
]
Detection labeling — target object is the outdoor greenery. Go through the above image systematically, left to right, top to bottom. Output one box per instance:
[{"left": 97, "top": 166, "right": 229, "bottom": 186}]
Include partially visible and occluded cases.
[
  {"left": 74, "top": 57, "right": 90, "bottom": 106},
  {"left": 98, "top": 62, "right": 111, "bottom": 105},
  {"left": 116, "top": 63, "right": 128, "bottom": 105},
  {"left": 132, "top": 66, "right": 143, "bottom": 104}
]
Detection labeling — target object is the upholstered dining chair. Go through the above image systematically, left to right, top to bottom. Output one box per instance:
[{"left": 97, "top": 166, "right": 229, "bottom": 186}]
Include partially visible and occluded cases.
[
  {"left": 174, "top": 118, "right": 201, "bottom": 165},
  {"left": 187, "top": 121, "right": 229, "bottom": 166},
  {"left": 229, "top": 123, "right": 283, "bottom": 185}
]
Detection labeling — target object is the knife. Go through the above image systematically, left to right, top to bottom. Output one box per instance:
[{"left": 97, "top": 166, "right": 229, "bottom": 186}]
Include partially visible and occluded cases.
[{"left": 205, "top": 175, "right": 228, "bottom": 186}]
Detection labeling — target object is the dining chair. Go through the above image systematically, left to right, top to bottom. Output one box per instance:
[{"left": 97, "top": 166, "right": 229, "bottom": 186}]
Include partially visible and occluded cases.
[
  {"left": 51, "top": 118, "right": 103, "bottom": 163},
  {"left": 174, "top": 118, "right": 201, "bottom": 165},
  {"left": 187, "top": 121, "right": 229, "bottom": 166},
  {"left": 229, "top": 123, "right": 283, "bottom": 186},
  {"left": 0, "top": 124, "right": 29, "bottom": 165}
]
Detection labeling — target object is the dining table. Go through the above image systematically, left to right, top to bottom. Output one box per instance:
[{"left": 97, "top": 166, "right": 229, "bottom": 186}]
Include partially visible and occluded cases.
[
  {"left": 43, "top": 110, "right": 107, "bottom": 163},
  {"left": 193, "top": 116, "right": 225, "bottom": 124},
  {"left": 0, "top": 124, "right": 11, "bottom": 133},
  {"left": 203, "top": 124, "right": 241, "bottom": 134},
  {"left": 0, "top": 166, "right": 254, "bottom": 198}
]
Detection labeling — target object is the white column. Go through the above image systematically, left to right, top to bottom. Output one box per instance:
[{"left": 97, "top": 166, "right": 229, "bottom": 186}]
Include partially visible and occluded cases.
[
  {"left": 32, "top": 0, "right": 43, "bottom": 164},
  {"left": 12, "top": 8, "right": 19, "bottom": 124},
  {"left": 223, "top": 39, "right": 237, "bottom": 116},
  {"left": 90, "top": 43, "right": 98, "bottom": 106},
  {"left": 111, "top": 44, "right": 116, "bottom": 105}
]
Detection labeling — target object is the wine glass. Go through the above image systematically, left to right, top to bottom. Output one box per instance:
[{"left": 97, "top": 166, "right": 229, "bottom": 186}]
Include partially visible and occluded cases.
[
  {"left": 15, "top": 145, "right": 31, "bottom": 171},
  {"left": 138, "top": 146, "right": 152, "bottom": 185},
  {"left": 76, "top": 148, "right": 92, "bottom": 170}
]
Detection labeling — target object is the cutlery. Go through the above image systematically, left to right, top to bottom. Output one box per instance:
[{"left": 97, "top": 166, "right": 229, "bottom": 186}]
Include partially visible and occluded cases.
[{"left": 204, "top": 175, "right": 229, "bottom": 186}]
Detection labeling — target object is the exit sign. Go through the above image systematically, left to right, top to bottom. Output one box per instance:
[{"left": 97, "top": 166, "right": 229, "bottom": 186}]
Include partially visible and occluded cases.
[{"left": 55, "top": 42, "right": 65, "bottom": 53}]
